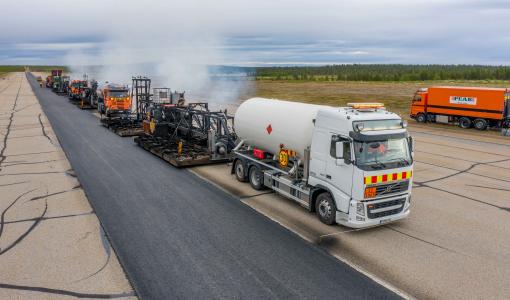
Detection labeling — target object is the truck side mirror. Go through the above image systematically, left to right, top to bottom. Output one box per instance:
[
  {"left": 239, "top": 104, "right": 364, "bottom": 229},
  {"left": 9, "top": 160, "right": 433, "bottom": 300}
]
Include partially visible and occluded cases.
[
  {"left": 408, "top": 136, "right": 414, "bottom": 156},
  {"left": 335, "top": 141, "right": 353, "bottom": 165},
  {"left": 343, "top": 141, "right": 352, "bottom": 164},
  {"left": 335, "top": 142, "right": 344, "bottom": 159}
]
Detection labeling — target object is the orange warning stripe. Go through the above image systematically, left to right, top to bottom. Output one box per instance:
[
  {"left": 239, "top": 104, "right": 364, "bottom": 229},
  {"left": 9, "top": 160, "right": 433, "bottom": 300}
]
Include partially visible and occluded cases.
[{"left": 364, "top": 171, "right": 412, "bottom": 185}]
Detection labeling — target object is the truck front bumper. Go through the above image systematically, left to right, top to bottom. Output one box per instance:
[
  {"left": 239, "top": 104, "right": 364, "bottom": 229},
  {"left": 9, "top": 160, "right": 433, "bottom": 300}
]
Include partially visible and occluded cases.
[{"left": 336, "top": 195, "right": 411, "bottom": 229}]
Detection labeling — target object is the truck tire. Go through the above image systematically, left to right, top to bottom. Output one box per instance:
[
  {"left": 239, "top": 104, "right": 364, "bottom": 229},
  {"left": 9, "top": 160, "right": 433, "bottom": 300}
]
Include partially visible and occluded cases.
[
  {"left": 416, "top": 113, "right": 426, "bottom": 123},
  {"left": 459, "top": 117, "right": 472, "bottom": 129},
  {"left": 473, "top": 118, "right": 487, "bottom": 130},
  {"left": 234, "top": 159, "right": 247, "bottom": 182},
  {"left": 248, "top": 166, "right": 264, "bottom": 190},
  {"left": 315, "top": 193, "right": 336, "bottom": 225}
]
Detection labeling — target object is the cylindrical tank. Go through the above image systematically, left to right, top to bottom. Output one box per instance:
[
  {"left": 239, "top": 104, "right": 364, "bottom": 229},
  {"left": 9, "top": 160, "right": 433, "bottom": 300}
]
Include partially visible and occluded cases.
[{"left": 235, "top": 98, "right": 332, "bottom": 158}]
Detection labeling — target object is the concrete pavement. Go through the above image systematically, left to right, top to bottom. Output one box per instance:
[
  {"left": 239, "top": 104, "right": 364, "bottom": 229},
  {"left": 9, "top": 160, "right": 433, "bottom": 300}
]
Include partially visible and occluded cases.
[{"left": 0, "top": 73, "right": 135, "bottom": 299}]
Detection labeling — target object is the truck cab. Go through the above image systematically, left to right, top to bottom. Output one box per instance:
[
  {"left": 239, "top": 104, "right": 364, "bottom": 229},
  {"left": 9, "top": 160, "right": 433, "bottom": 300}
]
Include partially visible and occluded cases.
[
  {"left": 97, "top": 84, "right": 131, "bottom": 117},
  {"left": 410, "top": 88, "right": 428, "bottom": 122},
  {"left": 309, "top": 104, "right": 412, "bottom": 228}
]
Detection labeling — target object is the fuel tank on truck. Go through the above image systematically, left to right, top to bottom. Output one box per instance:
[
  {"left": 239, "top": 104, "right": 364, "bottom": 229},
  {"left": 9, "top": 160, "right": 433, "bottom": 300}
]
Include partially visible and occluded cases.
[{"left": 234, "top": 98, "right": 333, "bottom": 158}]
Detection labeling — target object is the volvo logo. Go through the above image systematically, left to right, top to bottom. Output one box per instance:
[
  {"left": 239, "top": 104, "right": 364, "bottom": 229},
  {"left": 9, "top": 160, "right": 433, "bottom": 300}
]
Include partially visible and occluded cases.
[{"left": 380, "top": 183, "right": 397, "bottom": 195}]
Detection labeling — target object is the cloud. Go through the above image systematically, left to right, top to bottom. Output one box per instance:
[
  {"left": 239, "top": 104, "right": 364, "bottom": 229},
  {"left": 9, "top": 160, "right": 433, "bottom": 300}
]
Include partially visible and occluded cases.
[
  {"left": 0, "top": 0, "right": 509, "bottom": 65},
  {"left": 14, "top": 42, "right": 99, "bottom": 51}
]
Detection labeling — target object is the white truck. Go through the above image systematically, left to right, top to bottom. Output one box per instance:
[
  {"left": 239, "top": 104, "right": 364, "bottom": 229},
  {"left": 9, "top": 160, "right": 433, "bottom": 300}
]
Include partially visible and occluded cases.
[{"left": 232, "top": 98, "right": 413, "bottom": 228}]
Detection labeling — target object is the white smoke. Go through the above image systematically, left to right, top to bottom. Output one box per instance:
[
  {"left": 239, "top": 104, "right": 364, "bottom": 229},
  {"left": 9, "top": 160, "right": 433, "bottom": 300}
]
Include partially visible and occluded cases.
[{"left": 63, "top": 1, "right": 253, "bottom": 110}]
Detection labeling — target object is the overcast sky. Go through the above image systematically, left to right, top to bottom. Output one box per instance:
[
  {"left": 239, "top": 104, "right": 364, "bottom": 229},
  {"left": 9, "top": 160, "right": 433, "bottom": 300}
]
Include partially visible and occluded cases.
[{"left": 1, "top": 0, "right": 510, "bottom": 66}]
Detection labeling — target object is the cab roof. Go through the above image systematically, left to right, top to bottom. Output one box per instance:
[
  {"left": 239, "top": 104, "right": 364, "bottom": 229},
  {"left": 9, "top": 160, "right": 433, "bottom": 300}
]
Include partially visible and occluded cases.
[
  {"left": 103, "top": 83, "right": 128, "bottom": 90},
  {"left": 429, "top": 86, "right": 507, "bottom": 92},
  {"left": 319, "top": 106, "right": 401, "bottom": 122}
]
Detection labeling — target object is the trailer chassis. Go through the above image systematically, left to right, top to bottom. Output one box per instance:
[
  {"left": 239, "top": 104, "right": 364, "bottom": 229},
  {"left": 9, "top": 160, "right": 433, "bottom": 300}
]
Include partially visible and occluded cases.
[
  {"left": 135, "top": 103, "right": 236, "bottom": 167},
  {"left": 232, "top": 149, "right": 312, "bottom": 210}
]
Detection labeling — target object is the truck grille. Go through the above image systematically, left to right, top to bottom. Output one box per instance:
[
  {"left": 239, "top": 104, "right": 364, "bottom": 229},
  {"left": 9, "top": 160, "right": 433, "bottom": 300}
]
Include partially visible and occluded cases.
[
  {"left": 374, "top": 180, "right": 409, "bottom": 197},
  {"left": 367, "top": 198, "right": 406, "bottom": 219}
]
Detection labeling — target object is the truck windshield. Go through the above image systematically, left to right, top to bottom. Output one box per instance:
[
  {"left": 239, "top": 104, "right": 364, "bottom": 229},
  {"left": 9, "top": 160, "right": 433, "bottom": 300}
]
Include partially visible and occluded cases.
[
  {"left": 109, "top": 91, "right": 128, "bottom": 97},
  {"left": 353, "top": 138, "right": 411, "bottom": 170}
]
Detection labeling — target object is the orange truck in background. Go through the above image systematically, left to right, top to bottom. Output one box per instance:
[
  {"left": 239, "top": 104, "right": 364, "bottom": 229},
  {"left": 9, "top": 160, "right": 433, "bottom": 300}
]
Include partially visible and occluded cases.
[
  {"left": 97, "top": 83, "right": 131, "bottom": 117},
  {"left": 410, "top": 86, "right": 510, "bottom": 130}
]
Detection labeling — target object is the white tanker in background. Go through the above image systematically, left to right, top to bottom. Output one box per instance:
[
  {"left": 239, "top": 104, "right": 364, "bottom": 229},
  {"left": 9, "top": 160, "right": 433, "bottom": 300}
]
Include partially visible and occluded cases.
[{"left": 232, "top": 98, "right": 414, "bottom": 228}]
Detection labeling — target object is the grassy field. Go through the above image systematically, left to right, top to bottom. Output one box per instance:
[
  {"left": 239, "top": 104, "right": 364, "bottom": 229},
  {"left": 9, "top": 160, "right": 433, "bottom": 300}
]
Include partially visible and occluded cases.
[
  {"left": 0, "top": 65, "right": 67, "bottom": 77},
  {"left": 254, "top": 79, "right": 510, "bottom": 117}
]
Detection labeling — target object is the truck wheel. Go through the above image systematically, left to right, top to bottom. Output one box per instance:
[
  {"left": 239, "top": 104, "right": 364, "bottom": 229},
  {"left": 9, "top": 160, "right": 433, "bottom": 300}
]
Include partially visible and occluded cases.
[
  {"left": 416, "top": 113, "right": 426, "bottom": 123},
  {"left": 459, "top": 117, "right": 472, "bottom": 129},
  {"left": 473, "top": 118, "right": 487, "bottom": 130},
  {"left": 234, "top": 159, "right": 247, "bottom": 182},
  {"left": 248, "top": 166, "right": 264, "bottom": 190},
  {"left": 316, "top": 193, "right": 336, "bottom": 225}
]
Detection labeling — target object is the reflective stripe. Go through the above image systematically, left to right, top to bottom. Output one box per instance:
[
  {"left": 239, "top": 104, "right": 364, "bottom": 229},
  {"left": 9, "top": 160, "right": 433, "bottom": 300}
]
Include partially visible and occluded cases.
[{"left": 364, "top": 170, "right": 413, "bottom": 185}]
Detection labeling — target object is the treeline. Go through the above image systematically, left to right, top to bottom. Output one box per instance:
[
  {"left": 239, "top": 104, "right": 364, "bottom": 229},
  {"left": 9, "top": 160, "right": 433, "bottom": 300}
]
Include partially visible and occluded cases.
[{"left": 254, "top": 65, "right": 510, "bottom": 81}]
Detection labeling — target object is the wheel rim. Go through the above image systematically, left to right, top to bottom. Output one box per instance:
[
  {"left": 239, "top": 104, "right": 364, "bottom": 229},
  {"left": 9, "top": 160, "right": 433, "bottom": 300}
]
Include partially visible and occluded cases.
[
  {"left": 235, "top": 162, "right": 244, "bottom": 179},
  {"left": 250, "top": 169, "right": 261, "bottom": 186},
  {"left": 318, "top": 199, "right": 332, "bottom": 218}
]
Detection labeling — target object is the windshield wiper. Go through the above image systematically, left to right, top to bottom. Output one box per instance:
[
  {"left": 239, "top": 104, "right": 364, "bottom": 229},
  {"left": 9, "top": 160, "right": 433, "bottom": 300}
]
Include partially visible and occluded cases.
[
  {"left": 386, "top": 158, "right": 410, "bottom": 166},
  {"left": 369, "top": 161, "right": 387, "bottom": 169}
]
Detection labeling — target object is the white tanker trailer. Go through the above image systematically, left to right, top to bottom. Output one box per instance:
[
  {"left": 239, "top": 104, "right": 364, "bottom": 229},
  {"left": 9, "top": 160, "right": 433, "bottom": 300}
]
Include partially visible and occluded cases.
[{"left": 232, "top": 98, "right": 414, "bottom": 228}]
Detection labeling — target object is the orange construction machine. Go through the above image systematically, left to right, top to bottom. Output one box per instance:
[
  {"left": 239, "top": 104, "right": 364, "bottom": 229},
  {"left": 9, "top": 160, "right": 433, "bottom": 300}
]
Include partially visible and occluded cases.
[
  {"left": 69, "top": 80, "right": 88, "bottom": 100},
  {"left": 97, "top": 83, "right": 131, "bottom": 117},
  {"left": 410, "top": 86, "right": 510, "bottom": 130}
]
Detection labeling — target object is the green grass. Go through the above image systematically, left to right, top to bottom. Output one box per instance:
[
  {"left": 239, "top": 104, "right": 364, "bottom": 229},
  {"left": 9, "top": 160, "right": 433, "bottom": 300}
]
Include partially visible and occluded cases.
[
  {"left": 0, "top": 65, "right": 68, "bottom": 74},
  {"left": 254, "top": 79, "right": 510, "bottom": 117}
]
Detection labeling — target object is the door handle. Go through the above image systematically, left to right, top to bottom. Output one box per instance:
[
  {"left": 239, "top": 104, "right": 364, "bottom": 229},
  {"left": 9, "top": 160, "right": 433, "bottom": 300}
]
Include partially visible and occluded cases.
[{"left": 326, "top": 175, "right": 331, "bottom": 179}]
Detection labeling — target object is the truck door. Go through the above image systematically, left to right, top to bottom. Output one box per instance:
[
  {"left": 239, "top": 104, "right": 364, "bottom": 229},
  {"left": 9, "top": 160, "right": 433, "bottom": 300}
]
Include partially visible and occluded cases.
[
  {"left": 411, "top": 91, "right": 427, "bottom": 118},
  {"left": 309, "top": 129, "right": 329, "bottom": 181},
  {"left": 325, "top": 134, "right": 354, "bottom": 213}
]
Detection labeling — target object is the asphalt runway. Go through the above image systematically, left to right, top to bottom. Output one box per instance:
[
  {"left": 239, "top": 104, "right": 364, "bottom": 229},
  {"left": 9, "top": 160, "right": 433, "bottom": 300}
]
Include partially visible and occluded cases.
[{"left": 26, "top": 73, "right": 398, "bottom": 299}]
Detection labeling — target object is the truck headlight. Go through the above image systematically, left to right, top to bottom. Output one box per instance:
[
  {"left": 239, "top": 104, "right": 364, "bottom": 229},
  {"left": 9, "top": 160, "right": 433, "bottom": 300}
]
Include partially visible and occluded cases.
[{"left": 356, "top": 203, "right": 365, "bottom": 216}]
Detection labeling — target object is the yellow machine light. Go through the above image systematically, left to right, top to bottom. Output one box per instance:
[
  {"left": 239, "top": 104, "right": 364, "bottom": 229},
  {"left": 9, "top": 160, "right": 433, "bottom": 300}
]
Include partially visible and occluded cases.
[{"left": 347, "top": 103, "right": 385, "bottom": 109}]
